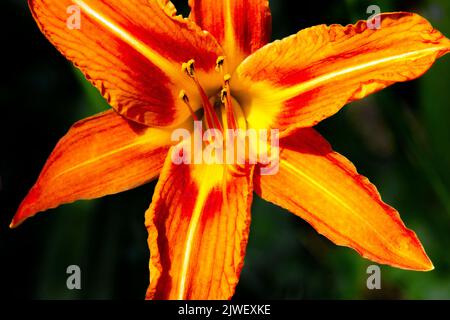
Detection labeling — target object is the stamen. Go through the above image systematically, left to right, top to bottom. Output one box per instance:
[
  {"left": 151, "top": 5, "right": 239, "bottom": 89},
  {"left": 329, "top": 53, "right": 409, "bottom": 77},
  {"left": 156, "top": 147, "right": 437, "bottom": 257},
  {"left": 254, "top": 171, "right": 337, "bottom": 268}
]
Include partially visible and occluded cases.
[
  {"left": 215, "top": 56, "right": 225, "bottom": 72},
  {"left": 181, "top": 59, "right": 222, "bottom": 131},
  {"left": 182, "top": 59, "right": 196, "bottom": 78},
  {"left": 222, "top": 74, "right": 238, "bottom": 130},
  {"left": 224, "top": 74, "right": 231, "bottom": 85},
  {"left": 220, "top": 88, "right": 228, "bottom": 104},
  {"left": 179, "top": 90, "right": 198, "bottom": 121}
]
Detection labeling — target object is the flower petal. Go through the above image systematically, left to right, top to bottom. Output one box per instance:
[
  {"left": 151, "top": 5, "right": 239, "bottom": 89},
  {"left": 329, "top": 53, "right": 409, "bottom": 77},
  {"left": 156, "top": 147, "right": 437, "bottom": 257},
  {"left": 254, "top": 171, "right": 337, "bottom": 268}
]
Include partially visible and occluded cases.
[
  {"left": 30, "top": 0, "right": 223, "bottom": 127},
  {"left": 189, "top": 0, "right": 272, "bottom": 71},
  {"left": 235, "top": 12, "right": 450, "bottom": 134},
  {"left": 11, "top": 110, "right": 172, "bottom": 228},
  {"left": 254, "top": 128, "right": 433, "bottom": 271},
  {"left": 146, "top": 150, "right": 253, "bottom": 299}
]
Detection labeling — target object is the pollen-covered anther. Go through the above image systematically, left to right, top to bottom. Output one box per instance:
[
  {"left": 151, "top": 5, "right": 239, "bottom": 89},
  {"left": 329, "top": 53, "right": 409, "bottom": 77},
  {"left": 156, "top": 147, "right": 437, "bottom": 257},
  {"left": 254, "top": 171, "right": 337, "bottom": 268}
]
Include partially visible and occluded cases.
[
  {"left": 215, "top": 56, "right": 225, "bottom": 72},
  {"left": 182, "top": 59, "right": 196, "bottom": 78},
  {"left": 223, "top": 74, "right": 232, "bottom": 85},
  {"left": 221, "top": 76, "right": 238, "bottom": 130},
  {"left": 220, "top": 88, "right": 228, "bottom": 104},
  {"left": 178, "top": 90, "right": 189, "bottom": 103},
  {"left": 179, "top": 90, "right": 198, "bottom": 121}
]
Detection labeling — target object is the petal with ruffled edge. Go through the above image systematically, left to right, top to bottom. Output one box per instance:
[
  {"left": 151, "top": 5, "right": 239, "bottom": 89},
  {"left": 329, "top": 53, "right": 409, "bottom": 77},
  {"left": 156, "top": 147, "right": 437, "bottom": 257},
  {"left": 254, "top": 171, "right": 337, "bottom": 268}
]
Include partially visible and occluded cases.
[
  {"left": 30, "top": 0, "right": 223, "bottom": 127},
  {"left": 235, "top": 13, "right": 450, "bottom": 135}
]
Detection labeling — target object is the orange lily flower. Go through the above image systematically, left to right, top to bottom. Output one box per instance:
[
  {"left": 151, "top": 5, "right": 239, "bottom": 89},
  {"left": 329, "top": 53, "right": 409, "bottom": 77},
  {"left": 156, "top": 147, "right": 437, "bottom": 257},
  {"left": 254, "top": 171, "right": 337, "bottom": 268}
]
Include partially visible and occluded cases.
[{"left": 13, "top": 0, "right": 450, "bottom": 300}]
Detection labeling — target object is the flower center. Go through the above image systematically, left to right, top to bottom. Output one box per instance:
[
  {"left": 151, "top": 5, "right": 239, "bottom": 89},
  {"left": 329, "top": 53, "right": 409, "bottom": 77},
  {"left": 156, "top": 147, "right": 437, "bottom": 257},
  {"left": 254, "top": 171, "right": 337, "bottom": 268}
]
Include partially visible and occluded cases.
[
  {"left": 176, "top": 57, "right": 253, "bottom": 176},
  {"left": 179, "top": 57, "right": 244, "bottom": 133}
]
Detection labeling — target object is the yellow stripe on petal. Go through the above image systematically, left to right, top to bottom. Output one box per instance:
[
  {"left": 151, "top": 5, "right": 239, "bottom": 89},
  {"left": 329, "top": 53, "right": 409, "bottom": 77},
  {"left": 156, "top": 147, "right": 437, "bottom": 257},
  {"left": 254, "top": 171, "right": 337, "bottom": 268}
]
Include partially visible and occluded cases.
[
  {"left": 73, "top": 0, "right": 183, "bottom": 84},
  {"left": 266, "top": 45, "right": 449, "bottom": 103},
  {"left": 146, "top": 150, "right": 253, "bottom": 300},
  {"left": 177, "top": 164, "right": 223, "bottom": 300}
]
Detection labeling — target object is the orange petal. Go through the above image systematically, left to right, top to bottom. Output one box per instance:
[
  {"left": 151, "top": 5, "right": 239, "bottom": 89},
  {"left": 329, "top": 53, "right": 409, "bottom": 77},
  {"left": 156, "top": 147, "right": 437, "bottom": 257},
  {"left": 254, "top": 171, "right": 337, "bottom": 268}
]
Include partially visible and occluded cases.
[
  {"left": 30, "top": 0, "right": 223, "bottom": 127},
  {"left": 189, "top": 0, "right": 272, "bottom": 71},
  {"left": 235, "top": 12, "right": 450, "bottom": 134},
  {"left": 11, "top": 110, "right": 172, "bottom": 228},
  {"left": 254, "top": 128, "right": 433, "bottom": 271},
  {"left": 146, "top": 150, "right": 254, "bottom": 299}
]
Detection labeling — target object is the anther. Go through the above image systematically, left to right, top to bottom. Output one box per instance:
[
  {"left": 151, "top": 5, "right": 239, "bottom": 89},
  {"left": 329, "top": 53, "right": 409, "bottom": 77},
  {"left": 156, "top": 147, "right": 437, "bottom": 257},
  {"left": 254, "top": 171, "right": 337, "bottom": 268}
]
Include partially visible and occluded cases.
[
  {"left": 216, "top": 56, "right": 225, "bottom": 72},
  {"left": 182, "top": 59, "right": 196, "bottom": 78},
  {"left": 221, "top": 74, "right": 237, "bottom": 130},
  {"left": 224, "top": 74, "right": 232, "bottom": 85},
  {"left": 220, "top": 88, "right": 228, "bottom": 104},
  {"left": 179, "top": 90, "right": 198, "bottom": 121},
  {"left": 179, "top": 90, "right": 189, "bottom": 104}
]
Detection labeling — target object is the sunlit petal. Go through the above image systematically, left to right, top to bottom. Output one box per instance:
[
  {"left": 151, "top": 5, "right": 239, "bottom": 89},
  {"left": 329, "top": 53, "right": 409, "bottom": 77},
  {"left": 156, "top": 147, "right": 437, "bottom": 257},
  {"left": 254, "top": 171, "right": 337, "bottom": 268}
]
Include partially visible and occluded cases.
[
  {"left": 30, "top": 0, "right": 223, "bottom": 127},
  {"left": 189, "top": 0, "right": 271, "bottom": 71},
  {"left": 235, "top": 13, "right": 450, "bottom": 135},
  {"left": 11, "top": 110, "right": 171, "bottom": 227},
  {"left": 255, "top": 128, "right": 433, "bottom": 271},
  {"left": 146, "top": 150, "right": 254, "bottom": 299}
]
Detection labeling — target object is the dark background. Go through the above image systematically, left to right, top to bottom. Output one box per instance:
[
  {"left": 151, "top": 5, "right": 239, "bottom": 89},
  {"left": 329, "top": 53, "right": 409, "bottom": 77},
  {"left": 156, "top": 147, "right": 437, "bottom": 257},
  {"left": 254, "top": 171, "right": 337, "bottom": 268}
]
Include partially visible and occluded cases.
[{"left": 1, "top": 0, "right": 450, "bottom": 299}]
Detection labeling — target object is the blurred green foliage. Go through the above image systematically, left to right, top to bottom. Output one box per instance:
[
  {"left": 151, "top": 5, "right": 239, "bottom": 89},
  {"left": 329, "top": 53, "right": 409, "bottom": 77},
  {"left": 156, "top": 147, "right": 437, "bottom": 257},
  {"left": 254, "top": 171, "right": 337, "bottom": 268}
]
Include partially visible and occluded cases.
[{"left": 1, "top": 0, "right": 449, "bottom": 299}]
